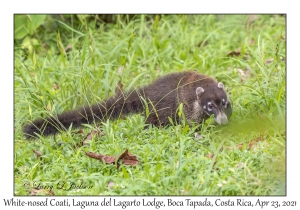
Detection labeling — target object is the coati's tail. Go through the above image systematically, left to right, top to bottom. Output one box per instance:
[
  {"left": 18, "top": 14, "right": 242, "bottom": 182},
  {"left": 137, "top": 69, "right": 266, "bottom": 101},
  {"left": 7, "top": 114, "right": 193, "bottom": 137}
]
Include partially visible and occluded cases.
[{"left": 23, "top": 89, "right": 145, "bottom": 139}]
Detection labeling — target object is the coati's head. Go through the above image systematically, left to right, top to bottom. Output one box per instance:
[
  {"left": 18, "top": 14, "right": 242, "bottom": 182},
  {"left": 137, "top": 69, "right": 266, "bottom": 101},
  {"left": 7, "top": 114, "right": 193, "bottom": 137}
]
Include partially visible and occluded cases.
[{"left": 196, "top": 81, "right": 232, "bottom": 124}]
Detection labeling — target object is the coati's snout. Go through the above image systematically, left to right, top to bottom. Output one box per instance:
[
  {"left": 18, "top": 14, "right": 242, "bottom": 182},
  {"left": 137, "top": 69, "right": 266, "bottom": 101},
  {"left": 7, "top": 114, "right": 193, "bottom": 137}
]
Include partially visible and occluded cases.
[
  {"left": 195, "top": 81, "right": 232, "bottom": 125},
  {"left": 214, "top": 111, "right": 228, "bottom": 124}
]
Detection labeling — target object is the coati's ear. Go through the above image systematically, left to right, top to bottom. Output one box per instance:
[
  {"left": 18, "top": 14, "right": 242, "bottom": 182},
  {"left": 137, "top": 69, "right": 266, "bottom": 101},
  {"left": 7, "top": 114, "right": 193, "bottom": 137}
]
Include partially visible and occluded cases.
[
  {"left": 218, "top": 82, "right": 224, "bottom": 89},
  {"left": 196, "top": 87, "right": 204, "bottom": 99}
]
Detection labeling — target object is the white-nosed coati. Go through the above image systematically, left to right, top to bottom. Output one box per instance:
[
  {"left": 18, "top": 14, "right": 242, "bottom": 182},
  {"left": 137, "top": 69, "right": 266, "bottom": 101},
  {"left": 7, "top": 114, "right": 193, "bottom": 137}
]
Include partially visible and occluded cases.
[{"left": 23, "top": 71, "right": 232, "bottom": 139}]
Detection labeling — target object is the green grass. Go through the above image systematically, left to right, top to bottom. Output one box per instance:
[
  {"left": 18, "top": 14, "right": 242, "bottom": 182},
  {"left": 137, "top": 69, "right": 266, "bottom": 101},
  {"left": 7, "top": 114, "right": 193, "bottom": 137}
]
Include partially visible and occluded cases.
[{"left": 14, "top": 14, "right": 286, "bottom": 195}]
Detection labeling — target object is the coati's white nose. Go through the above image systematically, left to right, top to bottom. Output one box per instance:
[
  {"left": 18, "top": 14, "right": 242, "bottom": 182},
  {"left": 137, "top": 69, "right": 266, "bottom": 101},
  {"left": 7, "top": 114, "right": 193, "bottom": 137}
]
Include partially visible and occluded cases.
[
  {"left": 215, "top": 112, "right": 228, "bottom": 124},
  {"left": 220, "top": 117, "right": 228, "bottom": 124}
]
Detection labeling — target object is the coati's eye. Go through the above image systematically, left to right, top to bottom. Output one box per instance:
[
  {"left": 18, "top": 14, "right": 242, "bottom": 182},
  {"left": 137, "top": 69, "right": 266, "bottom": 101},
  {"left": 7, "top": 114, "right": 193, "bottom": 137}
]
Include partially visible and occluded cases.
[
  {"left": 222, "top": 99, "right": 226, "bottom": 106},
  {"left": 207, "top": 102, "right": 213, "bottom": 111}
]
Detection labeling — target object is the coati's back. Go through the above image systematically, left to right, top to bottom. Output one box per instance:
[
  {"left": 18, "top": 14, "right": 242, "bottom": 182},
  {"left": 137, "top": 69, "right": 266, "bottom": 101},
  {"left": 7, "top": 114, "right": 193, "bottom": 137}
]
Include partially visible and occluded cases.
[
  {"left": 23, "top": 71, "right": 232, "bottom": 138},
  {"left": 141, "top": 71, "right": 231, "bottom": 126}
]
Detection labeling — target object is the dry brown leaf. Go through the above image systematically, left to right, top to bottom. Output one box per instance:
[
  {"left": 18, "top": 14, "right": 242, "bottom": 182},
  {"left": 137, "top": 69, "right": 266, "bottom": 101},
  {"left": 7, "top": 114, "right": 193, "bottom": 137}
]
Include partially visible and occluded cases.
[
  {"left": 25, "top": 14, "right": 30, "bottom": 21},
  {"left": 247, "top": 15, "right": 259, "bottom": 24},
  {"left": 198, "top": 40, "right": 209, "bottom": 47},
  {"left": 42, "top": 43, "right": 49, "bottom": 50},
  {"left": 64, "top": 45, "right": 73, "bottom": 53},
  {"left": 227, "top": 48, "right": 241, "bottom": 57},
  {"left": 227, "top": 51, "right": 241, "bottom": 57},
  {"left": 243, "top": 52, "right": 250, "bottom": 61},
  {"left": 243, "top": 56, "right": 249, "bottom": 61},
  {"left": 280, "top": 56, "right": 286, "bottom": 62},
  {"left": 266, "top": 58, "right": 274, "bottom": 65},
  {"left": 118, "top": 66, "right": 124, "bottom": 75},
  {"left": 156, "top": 66, "right": 161, "bottom": 72},
  {"left": 237, "top": 67, "right": 251, "bottom": 82},
  {"left": 237, "top": 68, "right": 245, "bottom": 78},
  {"left": 115, "top": 80, "right": 124, "bottom": 95},
  {"left": 53, "top": 83, "right": 59, "bottom": 90},
  {"left": 46, "top": 104, "right": 51, "bottom": 111},
  {"left": 257, "top": 113, "right": 264, "bottom": 119},
  {"left": 74, "top": 129, "right": 85, "bottom": 135},
  {"left": 75, "top": 129, "right": 105, "bottom": 148},
  {"left": 84, "top": 129, "right": 105, "bottom": 140},
  {"left": 280, "top": 131, "right": 286, "bottom": 139},
  {"left": 83, "top": 132, "right": 93, "bottom": 141},
  {"left": 194, "top": 132, "right": 202, "bottom": 139},
  {"left": 228, "top": 135, "right": 266, "bottom": 151},
  {"left": 247, "top": 135, "right": 266, "bottom": 150},
  {"left": 252, "top": 135, "right": 265, "bottom": 142},
  {"left": 81, "top": 140, "right": 90, "bottom": 146},
  {"left": 247, "top": 141, "right": 255, "bottom": 150},
  {"left": 228, "top": 144, "right": 243, "bottom": 150},
  {"left": 237, "top": 144, "right": 243, "bottom": 150},
  {"left": 219, "top": 145, "right": 224, "bottom": 153},
  {"left": 86, "top": 149, "right": 139, "bottom": 168},
  {"left": 117, "top": 149, "right": 139, "bottom": 168},
  {"left": 33, "top": 150, "right": 42, "bottom": 157},
  {"left": 33, "top": 150, "right": 43, "bottom": 160},
  {"left": 86, "top": 152, "right": 116, "bottom": 164},
  {"left": 206, "top": 153, "right": 214, "bottom": 159},
  {"left": 103, "top": 156, "right": 116, "bottom": 164},
  {"left": 121, "top": 159, "right": 139, "bottom": 166},
  {"left": 236, "top": 162, "right": 244, "bottom": 169},
  {"left": 107, "top": 181, "right": 115, "bottom": 189},
  {"left": 29, "top": 189, "right": 55, "bottom": 196},
  {"left": 29, "top": 189, "right": 40, "bottom": 196},
  {"left": 49, "top": 190, "right": 55, "bottom": 196}
]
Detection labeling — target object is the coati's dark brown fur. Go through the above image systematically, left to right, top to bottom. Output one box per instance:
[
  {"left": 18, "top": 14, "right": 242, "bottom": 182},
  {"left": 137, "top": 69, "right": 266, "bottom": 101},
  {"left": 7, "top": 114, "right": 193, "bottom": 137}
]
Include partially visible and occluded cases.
[{"left": 23, "top": 71, "right": 232, "bottom": 138}]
